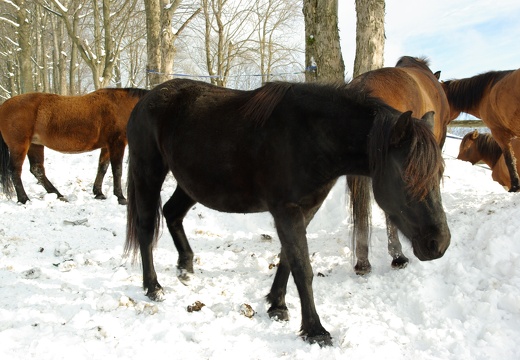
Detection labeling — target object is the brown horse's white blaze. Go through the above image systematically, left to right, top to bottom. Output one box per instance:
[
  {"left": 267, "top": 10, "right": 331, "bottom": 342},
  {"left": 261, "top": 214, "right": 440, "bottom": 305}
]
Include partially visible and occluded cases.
[{"left": 0, "top": 88, "right": 148, "bottom": 204}]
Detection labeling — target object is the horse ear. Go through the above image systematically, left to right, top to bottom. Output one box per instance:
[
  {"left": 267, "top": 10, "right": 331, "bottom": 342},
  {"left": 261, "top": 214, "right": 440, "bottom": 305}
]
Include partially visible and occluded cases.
[
  {"left": 433, "top": 71, "right": 441, "bottom": 80},
  {"left": 391, "top": 111, "right": 414, "bottom": 146},
  {"left": 421, "top": 111, "right": 435, "bottom": 132},
  {"left": 471, "top": 129, "right": 479, "bottom": 139}
]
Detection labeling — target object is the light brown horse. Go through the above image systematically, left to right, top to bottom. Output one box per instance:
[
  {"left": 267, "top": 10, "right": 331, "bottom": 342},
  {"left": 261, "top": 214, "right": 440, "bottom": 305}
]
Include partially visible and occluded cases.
[
  {"left": 347, "top": 56, "right": 450, "bottom": 274},
  {"left": 442, "top": 69, "right": 520, "bottom": 191},
  {"left": 0, "top": 88, "right": 148, "bottom": 205},
  {"left": 457, "top": 130, "right": 520, "bottom": 190}
]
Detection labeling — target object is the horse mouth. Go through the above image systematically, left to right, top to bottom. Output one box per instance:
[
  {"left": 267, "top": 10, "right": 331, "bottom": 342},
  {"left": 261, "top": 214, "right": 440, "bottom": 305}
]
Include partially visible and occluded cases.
[{"left": 411, "top": 232, "right": 450, "bottom": 261}]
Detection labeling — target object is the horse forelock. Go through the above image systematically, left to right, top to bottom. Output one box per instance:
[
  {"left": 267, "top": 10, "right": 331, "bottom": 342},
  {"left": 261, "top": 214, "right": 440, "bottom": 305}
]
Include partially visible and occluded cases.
[
  {"left": 444, "top": 70, "right": 513, "bottom": 112},
  {"left": 240, "top": 82, "right": 292, "bottom": 127},
  {"left": 369, "top": 109, "right": 444, "bottom": 200}
]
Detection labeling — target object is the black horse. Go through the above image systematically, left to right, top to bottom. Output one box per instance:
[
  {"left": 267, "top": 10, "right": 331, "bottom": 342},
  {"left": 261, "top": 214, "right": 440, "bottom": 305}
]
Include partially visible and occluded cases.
[{"left": 124, "top": 79, "right": 450, "bottom": 346}]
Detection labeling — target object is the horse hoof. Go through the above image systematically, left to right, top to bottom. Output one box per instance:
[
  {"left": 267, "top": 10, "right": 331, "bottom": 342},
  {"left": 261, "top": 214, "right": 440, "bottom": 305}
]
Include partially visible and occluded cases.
[
  {"left": 94, "top": 194, "right": 107, "bottom": 200},
  {"left": 58, "top": 196, "right": 68, "bottom": 202},
  {"left": 118, "top": 198, "right": 128, "bottom": 205},
  {"left": 391, "top": 256, "right": 409, "bottom": 269},
  {"left": 354, "top": 261, "right": 372, "bottom": 275},
  {"left": 177, "top": 268, "right": 193, "bottom": 286},
  {"left": 146, "top": 287, "right": 165, "bottom": 302},
  {"left": 268, "top": 307, "right": 289, "bottom": 321},
  {"left": 303, "top": 333, "right": 333, "bottom": 347}
]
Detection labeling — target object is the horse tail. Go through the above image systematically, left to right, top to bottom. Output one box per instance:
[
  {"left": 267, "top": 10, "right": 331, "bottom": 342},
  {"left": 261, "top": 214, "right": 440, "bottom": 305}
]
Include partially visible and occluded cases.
[
  {"left": 0, "top": 132, "right": 14, "bottom": 198},
  {"left": 124, "top": 152, "right": 162, "bottom": 263},
  {"left": 347, "top": 175, "right": 372, "bottom": 265}
]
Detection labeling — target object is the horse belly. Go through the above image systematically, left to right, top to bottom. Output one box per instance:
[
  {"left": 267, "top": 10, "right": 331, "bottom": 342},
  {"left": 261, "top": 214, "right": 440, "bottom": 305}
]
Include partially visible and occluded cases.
[
  {"left": 32, "top": 128, "right": 101, "bottom": 153},
  {"left": 171, "top": 160, "right": 268, "bottom": 214}
]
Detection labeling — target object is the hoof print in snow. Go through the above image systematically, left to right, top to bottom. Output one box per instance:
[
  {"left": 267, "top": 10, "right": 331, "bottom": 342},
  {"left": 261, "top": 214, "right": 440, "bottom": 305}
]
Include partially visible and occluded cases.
[{"left": 22, "top": 267, "right": 42, "bottom": 279}]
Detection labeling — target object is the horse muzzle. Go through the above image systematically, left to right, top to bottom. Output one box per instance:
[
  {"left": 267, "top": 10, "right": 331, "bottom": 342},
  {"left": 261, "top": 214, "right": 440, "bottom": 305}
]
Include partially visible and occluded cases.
[{"left": 412, "top": 227, "right": 451, "bottom": 261}]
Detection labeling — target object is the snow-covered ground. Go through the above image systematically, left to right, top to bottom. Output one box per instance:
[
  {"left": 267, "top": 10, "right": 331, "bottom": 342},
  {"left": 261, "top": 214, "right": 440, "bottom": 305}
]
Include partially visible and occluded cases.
[{"left": 1, "top": 136, "right": 519, "bottom": 359}]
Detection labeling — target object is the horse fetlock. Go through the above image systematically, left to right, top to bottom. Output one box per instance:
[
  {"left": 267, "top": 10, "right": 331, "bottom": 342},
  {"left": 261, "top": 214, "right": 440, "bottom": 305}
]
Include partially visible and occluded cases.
[
  {"left": 508, "top": 185, "right": 520, "bottom": 192},
  {"left": 354, "top": 260, "right": 372, "bottom": 275}
]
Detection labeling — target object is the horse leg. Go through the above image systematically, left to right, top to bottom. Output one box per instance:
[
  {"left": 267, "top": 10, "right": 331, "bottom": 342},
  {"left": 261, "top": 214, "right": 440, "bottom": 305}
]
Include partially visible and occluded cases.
[
  {"left": 108, "top": 141, "right": 127, "bottom": 205},
  {"left": 503, "top": 141, "right": 520, "bottom": 192},
  {"left": 8, "top": 143, "right": 31, "bottom": 204},
  {"left": 27, "top": 144, "right": 65, "bottom": 200},
  {"left": 93, "top": 147, "right": 109, "bottom": 201},
  {"left": 131, "top": 166, "right": 168, "bottom": 301},
  {"left": 347, "top": 176, "right": 372, "bottom": 275},
  {"left": 266, "top": 183, "right": 334, "bottom": 325},
  {"left": 162, "top": 187, "right": 196, "bottom": 285},
  {"left": 270, "top": 203, "right": 331, "bottom": 346},
  {"left": 386, "top": 214, "right": 409, "bottom": 269},
  {"left": 266, "top": 248, "right": 291, "bottom": 321}
]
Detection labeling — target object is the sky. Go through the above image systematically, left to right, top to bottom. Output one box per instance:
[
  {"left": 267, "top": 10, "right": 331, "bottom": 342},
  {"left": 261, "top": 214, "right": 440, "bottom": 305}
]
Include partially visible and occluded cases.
[{"left": 338, "top": 0, "right": 520, "bottom": 80}]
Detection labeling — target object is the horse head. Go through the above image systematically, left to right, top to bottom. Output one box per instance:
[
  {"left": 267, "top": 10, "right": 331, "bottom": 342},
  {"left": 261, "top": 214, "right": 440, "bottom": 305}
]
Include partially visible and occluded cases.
[
  {"left": 370, "top": 110, "right": 451, "bottom": 261},
  {"left": 457, "top": 130, "right": 481, "bottom": 164}
]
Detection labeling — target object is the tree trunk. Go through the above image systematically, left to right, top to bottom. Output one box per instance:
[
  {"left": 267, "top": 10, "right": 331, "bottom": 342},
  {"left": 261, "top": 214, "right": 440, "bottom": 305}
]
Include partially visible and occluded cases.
[
  {"left": 16, "top": 0, "right": 34, "bottom": 93},
  {"left": 303, "top": 0, "right": 345, "bottom": 82},
  {"left": 353, "top": 0, "right": 385, "bottom": 77}
]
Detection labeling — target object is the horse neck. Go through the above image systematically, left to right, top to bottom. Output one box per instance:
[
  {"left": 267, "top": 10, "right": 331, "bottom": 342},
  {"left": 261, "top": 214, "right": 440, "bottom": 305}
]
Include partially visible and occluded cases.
[{"left": 445, "top": 72, "right": 512, "bottom": 119}]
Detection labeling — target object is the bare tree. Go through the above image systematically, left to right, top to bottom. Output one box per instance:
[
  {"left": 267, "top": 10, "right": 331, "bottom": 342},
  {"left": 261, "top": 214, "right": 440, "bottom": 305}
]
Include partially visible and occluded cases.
[
  {"left": 49, "top": 0, "right": 139, "bottom": 89},
  {"left": 144, "top": 0, "right": 201, "bottom": 88},
  {"left": 201, "top": 0, "right": 258, "bottom": 87},
  {"left": 252, "top": 0, "right": 302, "bottom": 85},
  {"left": 302, "top": 0, "right": 344, "bottom": 82},
  {"left": 353, "top": 0, "right": 385, "bottom": 77}
]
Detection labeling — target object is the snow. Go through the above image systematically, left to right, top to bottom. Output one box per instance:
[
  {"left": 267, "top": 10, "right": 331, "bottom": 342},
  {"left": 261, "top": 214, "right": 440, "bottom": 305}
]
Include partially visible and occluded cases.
[{"left": 1, "top": 137, "right": 519, "bottom": 359}]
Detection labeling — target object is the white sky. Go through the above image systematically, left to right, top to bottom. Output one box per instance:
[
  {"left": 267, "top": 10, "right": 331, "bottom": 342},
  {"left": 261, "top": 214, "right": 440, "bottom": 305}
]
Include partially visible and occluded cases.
[{"left": 338, "top": 0, "right": 520, "bottom": 80}]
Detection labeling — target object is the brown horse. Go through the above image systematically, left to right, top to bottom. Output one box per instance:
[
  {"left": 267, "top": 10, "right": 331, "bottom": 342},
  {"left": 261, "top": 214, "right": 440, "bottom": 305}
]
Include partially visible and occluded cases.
[
  {"left": 346, "top": 56, "right": 450, "bottom": 274},
  {"left": 442, "top": 69, "right": 520, "bottom": 191},
  {"left": 0, "top": 88, "right": 148, "bottom": 205},
  {"left": 457, "top": 130, "right": 520, "bottom": 189}
]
